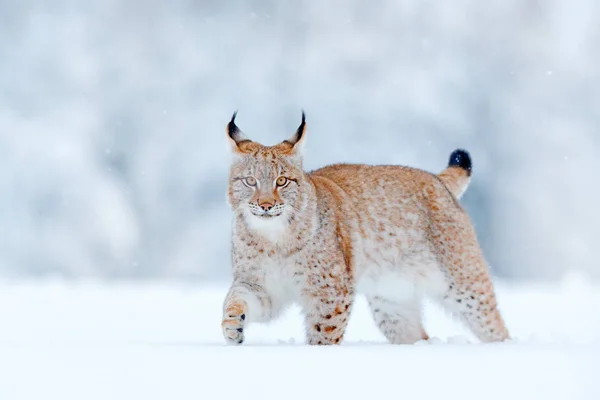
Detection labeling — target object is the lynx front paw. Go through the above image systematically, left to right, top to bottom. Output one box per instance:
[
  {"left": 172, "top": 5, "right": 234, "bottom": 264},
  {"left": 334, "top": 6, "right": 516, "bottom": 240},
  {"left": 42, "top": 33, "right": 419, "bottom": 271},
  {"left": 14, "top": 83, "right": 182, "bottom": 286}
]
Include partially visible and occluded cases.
[{"left": 222, "top": 308, "right": 246, "bottom": 345}]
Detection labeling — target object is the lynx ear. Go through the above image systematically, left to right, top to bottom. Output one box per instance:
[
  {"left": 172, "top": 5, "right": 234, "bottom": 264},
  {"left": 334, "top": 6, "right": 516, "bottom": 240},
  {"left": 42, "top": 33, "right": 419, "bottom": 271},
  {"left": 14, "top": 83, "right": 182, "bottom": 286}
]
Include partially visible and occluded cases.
[
  {"left": 226, "top": 111, "right": 252, "bottom": 152},
  {"left": 282, "top": 111, "right": 306, "bottom": 154}
]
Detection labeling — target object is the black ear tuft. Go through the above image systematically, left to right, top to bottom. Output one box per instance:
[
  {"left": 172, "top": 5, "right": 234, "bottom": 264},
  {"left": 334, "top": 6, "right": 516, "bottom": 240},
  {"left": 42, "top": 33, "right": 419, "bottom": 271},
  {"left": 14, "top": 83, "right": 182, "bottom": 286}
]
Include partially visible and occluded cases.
[
  {"left": 227, "top": 110, "right": 251, "bottom": 145},
  {"left": 282, "top": 110, "right": 306, "bottom": 147},
  {"left": 283, "top": 110, "right": 306, "bottom": 146},
  {"left": 297, "top": 110, "right": 306, "bottom": 141},
  {"left": 227, "top": 111, "right": 239, "bottom": 139},
  {"left": 448, "top": 149, "right": 472, "bottom": 176}
]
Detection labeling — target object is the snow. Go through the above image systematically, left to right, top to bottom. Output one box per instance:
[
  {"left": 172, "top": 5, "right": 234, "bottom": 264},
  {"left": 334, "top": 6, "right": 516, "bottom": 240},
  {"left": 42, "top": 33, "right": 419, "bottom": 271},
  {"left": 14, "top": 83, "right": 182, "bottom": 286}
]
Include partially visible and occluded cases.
[{"left": 0, "top": 275, "right": 599, "bottom": 400}]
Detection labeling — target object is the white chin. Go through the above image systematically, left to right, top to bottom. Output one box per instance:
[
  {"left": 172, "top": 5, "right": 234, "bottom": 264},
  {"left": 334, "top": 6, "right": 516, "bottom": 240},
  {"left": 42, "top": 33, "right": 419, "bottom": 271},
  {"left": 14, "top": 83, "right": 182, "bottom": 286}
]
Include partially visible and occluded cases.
[
  {"left": 244, "top": 210, "right": 287, "bottom": 242},
  {"left": 252, "top": 213, "right": 280, "bottom": 219}
]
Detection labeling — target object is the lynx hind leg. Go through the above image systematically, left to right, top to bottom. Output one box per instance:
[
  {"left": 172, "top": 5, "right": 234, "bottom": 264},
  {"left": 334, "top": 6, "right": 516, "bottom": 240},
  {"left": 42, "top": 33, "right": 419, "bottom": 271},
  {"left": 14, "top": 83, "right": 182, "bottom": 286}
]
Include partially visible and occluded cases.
[
  {"left": 430, "top": 206, "right": 509, "bottom": 342},
  {"left": 440, "top": 268, "right": 509, "bottom": 343},
  {"left": 368, "top": 295, "right": 428, "bottom": 344}
]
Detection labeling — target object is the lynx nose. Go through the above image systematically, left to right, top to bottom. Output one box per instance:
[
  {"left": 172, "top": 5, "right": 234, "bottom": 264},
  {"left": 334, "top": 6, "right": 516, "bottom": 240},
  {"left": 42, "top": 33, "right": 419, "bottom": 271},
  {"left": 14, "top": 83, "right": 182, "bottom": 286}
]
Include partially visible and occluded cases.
[{"left": 259, "top": 201, "right": 274, "bottom": 212}]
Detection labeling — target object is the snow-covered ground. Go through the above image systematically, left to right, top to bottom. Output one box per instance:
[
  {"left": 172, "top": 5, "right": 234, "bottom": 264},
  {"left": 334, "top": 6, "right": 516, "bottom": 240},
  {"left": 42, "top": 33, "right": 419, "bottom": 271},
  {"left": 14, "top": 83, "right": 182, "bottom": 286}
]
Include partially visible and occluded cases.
[{"left": 0, "top": 274, "right": 599, "bottom": 400}]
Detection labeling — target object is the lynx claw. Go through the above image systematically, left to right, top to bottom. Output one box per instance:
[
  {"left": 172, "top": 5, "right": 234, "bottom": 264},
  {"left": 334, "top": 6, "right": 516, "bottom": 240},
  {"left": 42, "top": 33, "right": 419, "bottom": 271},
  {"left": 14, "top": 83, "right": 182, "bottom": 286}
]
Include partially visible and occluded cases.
[{"left": 222, "top": 313, "right": 246, "bottom": 345}]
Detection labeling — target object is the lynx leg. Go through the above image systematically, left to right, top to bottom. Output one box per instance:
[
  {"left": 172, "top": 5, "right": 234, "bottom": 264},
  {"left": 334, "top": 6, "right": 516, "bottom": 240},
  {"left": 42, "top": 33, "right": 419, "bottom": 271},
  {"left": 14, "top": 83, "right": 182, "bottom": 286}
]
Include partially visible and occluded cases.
[
  {"left": 430, "top": 207, "right": 509, "bottom": 342},
  {"left": 302, "top": 263, "right": 354, "bottom": 345},
  {"left": 440, "top": 270, "right": 509, "bottom": 342},
  {"left": 221, "top": 281, "right": 272, "bottom": 345},
  {"left": 303, "top": 295, "right": 353, "bottom": 345},
  {"left": 367, "top": 295, "right": 428, "bottom": 344}
]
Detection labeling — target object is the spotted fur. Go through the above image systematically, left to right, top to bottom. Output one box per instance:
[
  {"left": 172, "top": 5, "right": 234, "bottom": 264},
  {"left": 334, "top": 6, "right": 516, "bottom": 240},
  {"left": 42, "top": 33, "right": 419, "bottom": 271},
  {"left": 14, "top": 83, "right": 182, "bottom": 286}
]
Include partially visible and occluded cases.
[{"left": 222, "top": 113, "right": 509, "bottom": 345}]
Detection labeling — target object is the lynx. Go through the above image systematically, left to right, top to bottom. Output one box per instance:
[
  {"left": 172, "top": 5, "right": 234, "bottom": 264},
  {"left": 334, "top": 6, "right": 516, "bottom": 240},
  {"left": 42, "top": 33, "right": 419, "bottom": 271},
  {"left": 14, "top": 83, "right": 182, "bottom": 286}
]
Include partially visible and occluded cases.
[{"left": 222, "top": 112, "right": 509, "bottom": 345}]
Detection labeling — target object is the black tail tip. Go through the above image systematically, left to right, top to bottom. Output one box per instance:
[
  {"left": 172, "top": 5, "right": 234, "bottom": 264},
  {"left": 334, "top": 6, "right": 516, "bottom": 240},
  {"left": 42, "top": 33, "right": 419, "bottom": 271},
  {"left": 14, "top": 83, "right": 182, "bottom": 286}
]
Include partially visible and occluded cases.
[{"left": 448, "top": 149, "right": 472, "bottom": 176}]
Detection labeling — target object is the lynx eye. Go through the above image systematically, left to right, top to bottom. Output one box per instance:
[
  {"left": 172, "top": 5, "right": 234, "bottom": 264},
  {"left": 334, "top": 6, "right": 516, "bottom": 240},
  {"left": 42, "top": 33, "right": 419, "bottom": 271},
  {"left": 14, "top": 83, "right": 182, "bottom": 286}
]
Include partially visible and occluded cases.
[
  {"left": 276, "top": 176, "right": 289, "bottom": 187},
  {"left": 243, "top": 177, "right": 257, "bottom": 187}
]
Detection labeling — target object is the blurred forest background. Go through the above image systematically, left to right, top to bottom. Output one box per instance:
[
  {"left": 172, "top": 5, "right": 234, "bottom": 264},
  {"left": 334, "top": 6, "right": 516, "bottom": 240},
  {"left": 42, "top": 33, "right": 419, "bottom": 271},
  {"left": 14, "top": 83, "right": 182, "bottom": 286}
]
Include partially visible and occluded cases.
[{"left": 0, "top": 0, "right": 598, "bottom": 282}]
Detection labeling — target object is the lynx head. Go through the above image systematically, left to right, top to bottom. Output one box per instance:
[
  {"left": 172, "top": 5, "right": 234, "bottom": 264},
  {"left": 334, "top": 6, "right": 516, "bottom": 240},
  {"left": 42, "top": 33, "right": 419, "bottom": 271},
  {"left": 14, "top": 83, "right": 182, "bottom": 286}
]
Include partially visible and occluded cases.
[{"left": 226, "top": 111, "right": 310, "bottom": 237}]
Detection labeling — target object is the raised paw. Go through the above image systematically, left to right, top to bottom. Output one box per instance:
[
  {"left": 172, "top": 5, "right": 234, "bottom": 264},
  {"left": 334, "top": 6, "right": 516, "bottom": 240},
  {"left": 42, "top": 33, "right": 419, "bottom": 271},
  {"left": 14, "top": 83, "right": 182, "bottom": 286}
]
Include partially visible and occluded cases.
[{"left": 222, "top": 311, "right": 246, "bottom": 345}]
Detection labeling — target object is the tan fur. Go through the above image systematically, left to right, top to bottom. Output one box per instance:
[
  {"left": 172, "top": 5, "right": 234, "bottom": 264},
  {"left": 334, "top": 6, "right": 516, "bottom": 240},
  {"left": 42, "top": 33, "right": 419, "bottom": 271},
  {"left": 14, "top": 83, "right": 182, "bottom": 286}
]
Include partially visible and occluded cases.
[
  {"left": 222, "top": 114, "right": 509, "bottom": 345},
  {"left": 438, "top": 166, "right": 470, "bottom": 199}
]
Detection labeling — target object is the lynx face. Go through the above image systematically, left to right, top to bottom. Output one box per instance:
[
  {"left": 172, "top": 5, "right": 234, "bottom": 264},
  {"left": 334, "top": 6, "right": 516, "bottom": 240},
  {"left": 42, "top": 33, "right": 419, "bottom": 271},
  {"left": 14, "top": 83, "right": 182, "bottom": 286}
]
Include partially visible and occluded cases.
[
  {"left": 226, "top": 112, "right": 307, "bottom": 233},
  {"left": 229, "top": 152, "right": 303, "bottom": 220}
]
